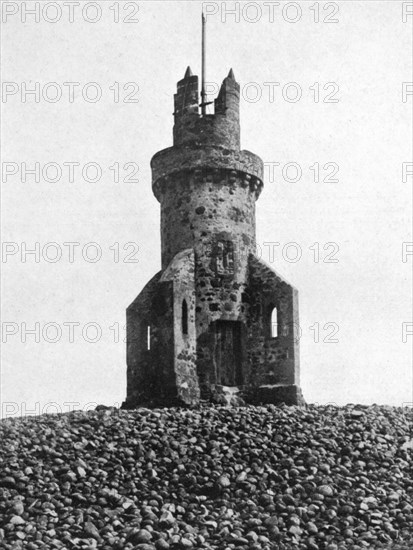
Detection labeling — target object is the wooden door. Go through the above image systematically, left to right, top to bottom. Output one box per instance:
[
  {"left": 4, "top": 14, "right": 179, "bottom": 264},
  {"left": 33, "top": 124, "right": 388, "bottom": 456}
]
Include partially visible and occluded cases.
[{"left": 214, "top": 321, "right": 243, "bottom": 386}]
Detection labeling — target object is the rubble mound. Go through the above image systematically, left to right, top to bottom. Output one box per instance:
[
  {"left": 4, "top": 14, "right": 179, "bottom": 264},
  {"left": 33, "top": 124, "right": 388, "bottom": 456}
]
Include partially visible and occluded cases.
[{"left": 0, "top": 404, "right": 412, "bottom": 549}]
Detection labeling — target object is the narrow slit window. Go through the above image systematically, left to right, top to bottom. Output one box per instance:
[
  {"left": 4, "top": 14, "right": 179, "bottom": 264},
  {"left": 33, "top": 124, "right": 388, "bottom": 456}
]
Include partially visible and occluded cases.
[
  {"left": 182, "top": 299, "right": 188, "bottom": 335},
  {"left": 271, "top": 307, "right": 278, "bottom": 338},
  {"left": 147, "top": 325, "right": 151, "bottom": 350}
]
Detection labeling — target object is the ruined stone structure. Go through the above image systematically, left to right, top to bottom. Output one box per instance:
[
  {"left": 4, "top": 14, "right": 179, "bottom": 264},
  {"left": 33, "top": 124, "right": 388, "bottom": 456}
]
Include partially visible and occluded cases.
[{"left": 123, "top": 67, "right": 304, "bottom": 408}]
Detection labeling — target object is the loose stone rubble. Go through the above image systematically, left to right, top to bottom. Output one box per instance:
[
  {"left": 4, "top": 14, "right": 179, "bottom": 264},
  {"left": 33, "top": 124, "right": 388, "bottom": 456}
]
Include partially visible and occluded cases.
[{"left": 0, "top": 404, "right": 412, "bottom": 549}]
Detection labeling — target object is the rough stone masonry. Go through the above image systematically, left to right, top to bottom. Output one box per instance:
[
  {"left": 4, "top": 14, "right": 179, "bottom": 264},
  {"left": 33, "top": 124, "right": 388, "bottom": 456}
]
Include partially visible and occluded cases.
[{"left": 123, "top": 67, "right": 305, "bottom": 408}]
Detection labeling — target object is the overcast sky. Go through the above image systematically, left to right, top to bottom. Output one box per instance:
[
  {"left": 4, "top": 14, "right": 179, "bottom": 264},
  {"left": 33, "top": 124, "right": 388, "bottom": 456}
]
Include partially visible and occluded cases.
[{"left": 1, "top": 1, "right": 412, "bottom": 416}]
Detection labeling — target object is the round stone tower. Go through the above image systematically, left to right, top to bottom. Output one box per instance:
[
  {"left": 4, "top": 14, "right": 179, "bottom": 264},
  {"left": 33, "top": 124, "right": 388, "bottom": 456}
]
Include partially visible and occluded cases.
[
  {"left": 124, "top": 67, "right": 303, "bottom": 408},
  {"left": 152, "top": 67, "right": 263, "bottom": 271}
]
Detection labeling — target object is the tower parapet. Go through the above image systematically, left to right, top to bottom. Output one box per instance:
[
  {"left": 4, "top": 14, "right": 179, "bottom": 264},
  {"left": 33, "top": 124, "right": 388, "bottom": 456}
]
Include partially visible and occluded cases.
[{"left": 173, "top": 68, "right": 240, "bottom": 150}]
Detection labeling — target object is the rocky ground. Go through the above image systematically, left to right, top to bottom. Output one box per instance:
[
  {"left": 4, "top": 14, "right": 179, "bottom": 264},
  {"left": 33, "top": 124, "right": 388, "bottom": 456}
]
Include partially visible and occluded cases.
[{"left": 0, "top": 404, "right": 412, "bottom": 550}]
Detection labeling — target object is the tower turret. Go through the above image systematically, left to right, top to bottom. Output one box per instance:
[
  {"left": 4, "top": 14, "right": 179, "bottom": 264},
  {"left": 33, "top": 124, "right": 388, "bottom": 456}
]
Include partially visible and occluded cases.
[
  {"left": 173, "top": 67, "right": 199, "bottom": 119},
  {"left": 171, "top": 68, "right": 241, "bottom": 149},
  {"left": 152, "top": 69, "right": 263, "bottom": 269}
]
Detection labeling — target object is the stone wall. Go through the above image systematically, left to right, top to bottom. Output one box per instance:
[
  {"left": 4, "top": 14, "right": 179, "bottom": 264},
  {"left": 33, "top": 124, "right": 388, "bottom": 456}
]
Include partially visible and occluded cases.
[
  {"left": 124, "top": 249, "right": 200, "bottom": 407},
  {"left": 160, "top": 249, "right": 199, "bottom": 405},
  {"left": 245, "top": 254, "right": 303, "bottom": 405},
  {"left": 125, "top": 272, "right": 175, "bottom": 406}
]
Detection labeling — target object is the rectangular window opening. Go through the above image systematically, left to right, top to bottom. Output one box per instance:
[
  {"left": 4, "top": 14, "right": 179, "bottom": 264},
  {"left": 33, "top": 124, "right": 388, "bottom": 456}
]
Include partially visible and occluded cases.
[{"left": 271, "top": 306, "right": 278, "bottom": 338}]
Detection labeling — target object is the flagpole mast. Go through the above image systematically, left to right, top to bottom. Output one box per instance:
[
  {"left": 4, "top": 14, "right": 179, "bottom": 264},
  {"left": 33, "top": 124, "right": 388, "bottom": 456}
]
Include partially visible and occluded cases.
[{"left": 201, "top": 11, "right": 206, "bottom": 116}]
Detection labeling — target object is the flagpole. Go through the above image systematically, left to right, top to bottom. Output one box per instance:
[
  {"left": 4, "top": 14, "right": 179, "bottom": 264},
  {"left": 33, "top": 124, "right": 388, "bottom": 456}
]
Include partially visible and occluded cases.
[{"left": 201, "top": 11, "right": 206, "bottom": 116}]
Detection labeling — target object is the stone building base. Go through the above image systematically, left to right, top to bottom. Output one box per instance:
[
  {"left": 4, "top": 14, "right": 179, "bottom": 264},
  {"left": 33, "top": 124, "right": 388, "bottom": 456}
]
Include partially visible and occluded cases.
[
  {"left": 122, "top": 383, "right": 305, "bottom": 409},
  {"left": 246, "top": 384, "right": 306, "bottom": 406}
]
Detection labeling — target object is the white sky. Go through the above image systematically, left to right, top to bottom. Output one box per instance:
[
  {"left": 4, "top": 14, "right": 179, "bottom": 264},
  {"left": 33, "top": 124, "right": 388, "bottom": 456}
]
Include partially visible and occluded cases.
[{"left": 1, "top": 1, "right": 412, "bottom": 416}]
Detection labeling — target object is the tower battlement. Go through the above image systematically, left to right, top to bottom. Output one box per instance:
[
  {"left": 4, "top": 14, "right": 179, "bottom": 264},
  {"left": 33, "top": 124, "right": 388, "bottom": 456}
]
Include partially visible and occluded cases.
[{"left": 173, "top": 68, "right": 240, "bottom": 149}]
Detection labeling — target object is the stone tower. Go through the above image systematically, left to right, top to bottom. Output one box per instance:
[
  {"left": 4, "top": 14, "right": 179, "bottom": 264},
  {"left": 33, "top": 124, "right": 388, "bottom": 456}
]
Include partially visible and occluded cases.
[{"left": 123, "top": 67, "right": 304, "bottom": 408}]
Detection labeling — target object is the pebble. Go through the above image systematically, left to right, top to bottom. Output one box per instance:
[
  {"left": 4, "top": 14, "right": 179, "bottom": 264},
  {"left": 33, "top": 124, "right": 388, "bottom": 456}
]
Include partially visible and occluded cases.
[
  {"left": 0, "top": 404, "right": 411, "bottom": 549},
  {"left": 318, "top": 484, "right": 334, "bottom": 497},
  {"left": 12, "top": 502, "right": 24, "bottom": 515},
  {"left": 10, "top": 516, "right": 25, "bottom": 525},
  {"left": 132, "top": 530, "right": 152, "bottom": 544}
]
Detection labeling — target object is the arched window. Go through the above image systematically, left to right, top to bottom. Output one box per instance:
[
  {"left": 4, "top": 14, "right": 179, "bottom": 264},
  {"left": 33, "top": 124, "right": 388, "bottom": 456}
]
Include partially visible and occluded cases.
[
  {"left": 182, "top": 299, "right": 188, "bottom": 335},
  {"left": 271, "top": 306, "right": 278, "bottom": 338}
]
